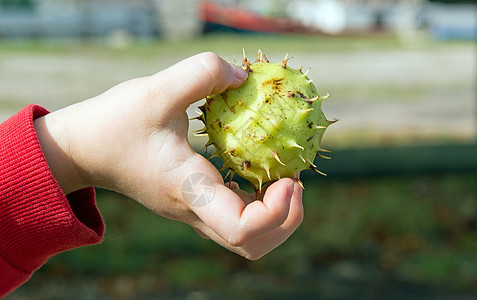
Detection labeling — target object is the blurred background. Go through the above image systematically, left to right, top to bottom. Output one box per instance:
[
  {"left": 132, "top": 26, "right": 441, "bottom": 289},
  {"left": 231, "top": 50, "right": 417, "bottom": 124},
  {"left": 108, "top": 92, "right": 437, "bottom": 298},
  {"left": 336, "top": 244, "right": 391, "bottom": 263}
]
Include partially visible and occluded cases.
[{"left": 1, "top": 0, "right": 476, "bottom": 299}]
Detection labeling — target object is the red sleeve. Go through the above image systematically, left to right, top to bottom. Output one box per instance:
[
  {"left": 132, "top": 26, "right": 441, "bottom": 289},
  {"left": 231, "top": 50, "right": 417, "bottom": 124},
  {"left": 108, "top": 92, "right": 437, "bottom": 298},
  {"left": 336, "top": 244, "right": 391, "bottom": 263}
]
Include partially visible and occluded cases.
[{"left": 0, "top": 105, "right": 104, "bottom": 297}]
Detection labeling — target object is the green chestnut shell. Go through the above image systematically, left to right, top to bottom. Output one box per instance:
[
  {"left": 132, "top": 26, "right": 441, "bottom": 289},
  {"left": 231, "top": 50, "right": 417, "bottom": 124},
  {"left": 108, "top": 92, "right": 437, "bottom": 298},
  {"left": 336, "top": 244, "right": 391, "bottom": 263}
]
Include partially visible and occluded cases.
[{"left": 197, "top": 51, "right": 335, "bottom": 192}]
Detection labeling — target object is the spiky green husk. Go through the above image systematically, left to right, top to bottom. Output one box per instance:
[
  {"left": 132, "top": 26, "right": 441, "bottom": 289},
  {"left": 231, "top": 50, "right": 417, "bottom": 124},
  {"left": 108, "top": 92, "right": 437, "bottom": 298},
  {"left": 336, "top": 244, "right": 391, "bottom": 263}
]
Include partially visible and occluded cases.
[{"left": 197, "top": 51, "right": 335, "bottom": 192}]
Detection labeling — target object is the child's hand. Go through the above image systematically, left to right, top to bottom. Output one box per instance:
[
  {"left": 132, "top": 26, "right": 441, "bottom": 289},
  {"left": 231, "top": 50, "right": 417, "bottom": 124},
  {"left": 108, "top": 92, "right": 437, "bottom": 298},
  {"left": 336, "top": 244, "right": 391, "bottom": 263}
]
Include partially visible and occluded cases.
[{"left": 34, "top": 52, "right": 304, "bottom": 260}]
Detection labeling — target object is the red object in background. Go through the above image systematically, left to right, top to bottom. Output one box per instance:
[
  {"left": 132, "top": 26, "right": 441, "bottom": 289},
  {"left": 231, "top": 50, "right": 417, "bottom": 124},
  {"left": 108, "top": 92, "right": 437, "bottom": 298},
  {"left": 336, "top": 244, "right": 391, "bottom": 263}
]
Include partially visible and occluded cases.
[{"left": 200, "top": 2, "right": 309, "bottom": 34}]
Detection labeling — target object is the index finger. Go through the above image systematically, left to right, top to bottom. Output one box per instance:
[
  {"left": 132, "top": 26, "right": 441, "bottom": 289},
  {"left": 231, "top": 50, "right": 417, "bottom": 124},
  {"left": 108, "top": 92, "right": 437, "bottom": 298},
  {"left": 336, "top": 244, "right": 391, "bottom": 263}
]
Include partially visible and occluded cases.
[{"left": 184, "top": 165, "right": 297, "bottom": 247}]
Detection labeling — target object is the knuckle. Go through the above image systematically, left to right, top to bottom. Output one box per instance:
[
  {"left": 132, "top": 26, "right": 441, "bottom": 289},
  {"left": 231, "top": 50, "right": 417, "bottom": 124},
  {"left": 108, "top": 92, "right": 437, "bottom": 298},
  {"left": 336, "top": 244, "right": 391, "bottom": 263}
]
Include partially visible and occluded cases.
[
  {"left": 198, "top": 52, "right": 228, "bottom": 93},
  {"left": 199, "top": 52, "right": 223, "bottom": 79},
  {"left": 227, "top": 233, "right": 247, "bottom": 248}
]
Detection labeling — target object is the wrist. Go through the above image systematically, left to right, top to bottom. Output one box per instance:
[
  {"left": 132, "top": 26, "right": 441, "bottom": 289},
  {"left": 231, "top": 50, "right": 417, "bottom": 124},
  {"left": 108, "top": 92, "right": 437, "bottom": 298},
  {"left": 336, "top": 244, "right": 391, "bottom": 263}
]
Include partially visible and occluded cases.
[{"left": 34, "top": 111, "right": 87, "bottom": 195}]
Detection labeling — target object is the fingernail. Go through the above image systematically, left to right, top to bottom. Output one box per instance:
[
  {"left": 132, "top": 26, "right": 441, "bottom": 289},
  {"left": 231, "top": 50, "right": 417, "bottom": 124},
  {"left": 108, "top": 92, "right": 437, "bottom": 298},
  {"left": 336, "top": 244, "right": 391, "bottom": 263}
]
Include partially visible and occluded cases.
[
  {"left": 231, "top": 64, "right": 248, "bottom": 81},
  {"left": 286, "top": 180, "right": 295, "bottom": 199}
]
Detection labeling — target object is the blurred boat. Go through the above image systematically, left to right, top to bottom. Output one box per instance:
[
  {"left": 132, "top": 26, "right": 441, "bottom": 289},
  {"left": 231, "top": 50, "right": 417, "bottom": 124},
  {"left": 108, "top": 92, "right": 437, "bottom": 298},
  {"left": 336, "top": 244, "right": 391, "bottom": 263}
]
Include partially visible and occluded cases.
[{"left": 200, "top": 1, "right": 311, "bottom": 34}]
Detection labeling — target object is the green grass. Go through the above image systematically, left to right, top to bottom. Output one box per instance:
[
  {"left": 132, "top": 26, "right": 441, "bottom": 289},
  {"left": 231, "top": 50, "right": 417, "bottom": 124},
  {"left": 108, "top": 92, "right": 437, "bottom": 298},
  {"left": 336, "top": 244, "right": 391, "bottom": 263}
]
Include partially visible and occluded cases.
[
  {"left": 0, "top": 32, "right": 467, "bottom": 58},
  {"left": 8, "top": 172, "right": 476, "bottom": 299}
]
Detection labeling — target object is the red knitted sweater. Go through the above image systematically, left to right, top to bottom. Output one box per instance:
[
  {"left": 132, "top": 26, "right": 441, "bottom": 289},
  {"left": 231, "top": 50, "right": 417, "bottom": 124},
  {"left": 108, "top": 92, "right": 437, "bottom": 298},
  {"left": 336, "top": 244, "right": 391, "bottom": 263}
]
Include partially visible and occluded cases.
[{"left": 0, "top": 105, "right": 104, "bottom": 297}]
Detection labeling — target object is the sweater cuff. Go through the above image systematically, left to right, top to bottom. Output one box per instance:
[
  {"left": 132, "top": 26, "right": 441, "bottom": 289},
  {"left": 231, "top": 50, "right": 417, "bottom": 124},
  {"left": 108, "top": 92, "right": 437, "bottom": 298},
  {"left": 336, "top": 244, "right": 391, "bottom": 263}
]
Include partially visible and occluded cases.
[{"left": 0, "top": 105, "right": 104, "bottom": 296}]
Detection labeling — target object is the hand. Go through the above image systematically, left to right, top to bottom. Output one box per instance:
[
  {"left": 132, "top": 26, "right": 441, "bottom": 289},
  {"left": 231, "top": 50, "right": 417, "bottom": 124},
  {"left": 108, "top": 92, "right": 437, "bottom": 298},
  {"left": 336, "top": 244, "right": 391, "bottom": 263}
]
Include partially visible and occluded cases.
[{"left": 34, "top": 52, "right": 304, "bottom": 260}]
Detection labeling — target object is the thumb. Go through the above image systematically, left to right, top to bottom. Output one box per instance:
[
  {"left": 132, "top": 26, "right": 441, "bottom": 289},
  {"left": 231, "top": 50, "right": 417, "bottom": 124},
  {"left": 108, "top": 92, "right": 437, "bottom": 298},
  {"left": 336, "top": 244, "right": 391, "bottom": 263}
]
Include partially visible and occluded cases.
[{"left": 148, "top": 52, "right": 248, "bottom": 113}]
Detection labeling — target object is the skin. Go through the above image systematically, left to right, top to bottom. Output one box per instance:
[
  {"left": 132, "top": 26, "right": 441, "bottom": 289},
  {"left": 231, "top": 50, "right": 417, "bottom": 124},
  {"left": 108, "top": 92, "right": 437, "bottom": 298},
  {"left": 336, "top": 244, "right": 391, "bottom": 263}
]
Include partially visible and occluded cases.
[{"left": 33, "top": 52, "right": 304, "bottom": 260}]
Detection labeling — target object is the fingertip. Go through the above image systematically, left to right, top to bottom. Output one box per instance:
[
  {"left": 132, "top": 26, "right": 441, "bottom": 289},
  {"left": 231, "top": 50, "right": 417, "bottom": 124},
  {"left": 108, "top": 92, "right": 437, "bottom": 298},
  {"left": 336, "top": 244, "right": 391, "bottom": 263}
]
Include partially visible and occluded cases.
[
  {"left": 198, "top": 52, "right": 247, "bottom": 92},
  {"left": 230, "top": 64, "right": 248, "bottom": 84},
  {"left": 261, "top": 178, "right": 295, "bottom": 219},
  {"left": 263, "top": 178, "right": 294, "bottom": 201},
  {"left": 270, "top": 178, "right": 295, "bottom": 201},
  {"left": 286, "top": 178, "right": 295, "bottom": 200},
  {"left": 287, "top": 178, "right": 304, "bottom": 228},
  {"left": 227, "top": 181, "right": 240, "bottom": 190}
]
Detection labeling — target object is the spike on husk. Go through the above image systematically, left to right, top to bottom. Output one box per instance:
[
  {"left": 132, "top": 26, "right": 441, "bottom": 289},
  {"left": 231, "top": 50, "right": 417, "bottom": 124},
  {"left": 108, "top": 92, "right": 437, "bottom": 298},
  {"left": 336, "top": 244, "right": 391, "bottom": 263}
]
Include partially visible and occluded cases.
[
  {"left": 281, "top": 53, "right": 290, "bottom": 68},
  {"left": 272, "top": 151, "right": 286, "bottom": 166},
  {"left": 317, "top": 153, "right": 332, "bottom": 160},
  {"left": 296, "top": 178, "right": 305, "bottom": 190}
]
